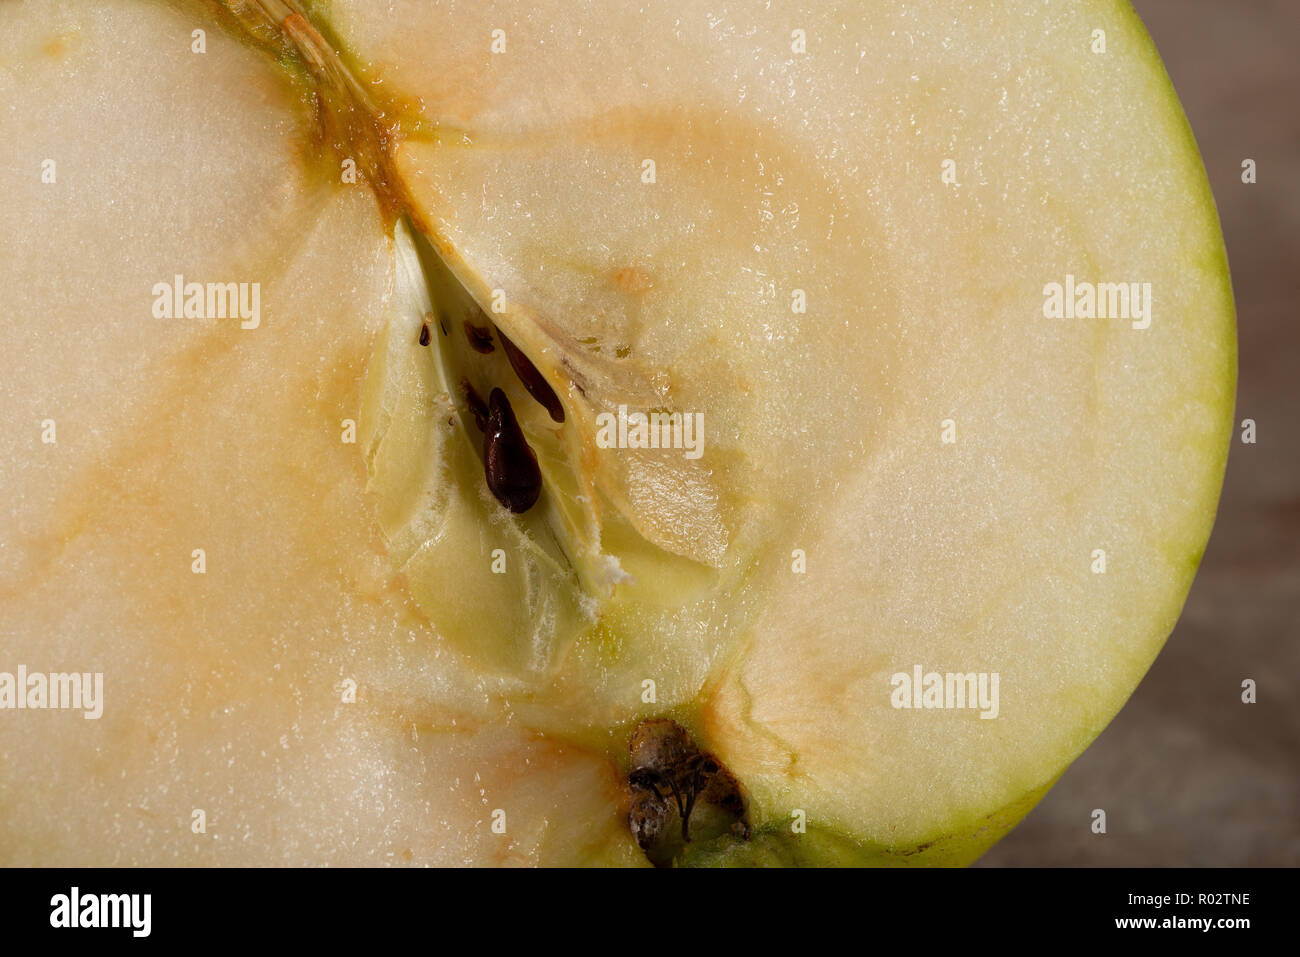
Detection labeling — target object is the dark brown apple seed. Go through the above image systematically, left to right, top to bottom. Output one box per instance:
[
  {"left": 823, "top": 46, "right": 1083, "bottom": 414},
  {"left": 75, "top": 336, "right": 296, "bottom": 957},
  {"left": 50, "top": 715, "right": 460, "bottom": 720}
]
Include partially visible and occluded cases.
[
  {"left": 464, "top": 321, "right": 495, "bottom": 353},
  {"left": 498, "top": 331, "right": 565, "bottom": 423},
  {"left": 462, "top": 381, "right": 488, "bottom": 433},
  {"left": 484, "top": 388, "right": 541, "bottom": 513}
]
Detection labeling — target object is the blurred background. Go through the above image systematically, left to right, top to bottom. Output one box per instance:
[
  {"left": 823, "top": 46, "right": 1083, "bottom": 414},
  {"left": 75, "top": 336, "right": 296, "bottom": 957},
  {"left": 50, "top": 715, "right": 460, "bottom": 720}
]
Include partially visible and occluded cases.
[{"left": 980, "top": 0, "right": 1299, "bottom": 867}]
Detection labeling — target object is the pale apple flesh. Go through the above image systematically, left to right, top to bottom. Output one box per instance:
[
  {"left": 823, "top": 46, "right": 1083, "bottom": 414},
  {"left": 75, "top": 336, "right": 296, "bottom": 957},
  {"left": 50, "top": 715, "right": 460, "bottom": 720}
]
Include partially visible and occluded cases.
[{"left": 0, "top": 0, "right": 1233, "bottom": 866}]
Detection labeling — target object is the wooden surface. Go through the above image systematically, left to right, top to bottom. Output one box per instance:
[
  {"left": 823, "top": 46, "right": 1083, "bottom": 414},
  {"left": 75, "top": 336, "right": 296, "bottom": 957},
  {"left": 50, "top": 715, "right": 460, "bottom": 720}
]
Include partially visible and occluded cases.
[{"left": 980, "top": 0, "right": 1299, "bottom": 867}]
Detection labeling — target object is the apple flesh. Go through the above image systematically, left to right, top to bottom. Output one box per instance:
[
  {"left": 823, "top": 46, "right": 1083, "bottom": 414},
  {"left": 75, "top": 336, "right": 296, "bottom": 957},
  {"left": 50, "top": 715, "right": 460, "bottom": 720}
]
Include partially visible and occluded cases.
[{"left": 0, "top": 0, "right": 1234, "bottom": 865}]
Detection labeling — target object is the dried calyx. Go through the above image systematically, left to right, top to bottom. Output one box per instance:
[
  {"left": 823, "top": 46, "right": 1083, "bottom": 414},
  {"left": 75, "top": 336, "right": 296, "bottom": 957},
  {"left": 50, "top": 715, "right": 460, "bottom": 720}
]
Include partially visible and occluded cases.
[{"left": 628, "top": 718, "right": 750, "bottom": 867}]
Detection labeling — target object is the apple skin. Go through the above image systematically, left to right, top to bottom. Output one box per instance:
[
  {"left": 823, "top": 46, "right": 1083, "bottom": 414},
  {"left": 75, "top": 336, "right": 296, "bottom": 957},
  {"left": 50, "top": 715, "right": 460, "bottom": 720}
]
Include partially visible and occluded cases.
[{"left": 678, "top": 777, "right": 1061, "bottom": 867}]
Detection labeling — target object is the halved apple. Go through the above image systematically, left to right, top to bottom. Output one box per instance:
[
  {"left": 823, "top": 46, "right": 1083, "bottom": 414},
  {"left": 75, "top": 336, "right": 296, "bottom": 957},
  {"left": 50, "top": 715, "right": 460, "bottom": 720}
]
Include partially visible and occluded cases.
[{"left": 0, "top": 0, "right": 1233, "bottom": 866}]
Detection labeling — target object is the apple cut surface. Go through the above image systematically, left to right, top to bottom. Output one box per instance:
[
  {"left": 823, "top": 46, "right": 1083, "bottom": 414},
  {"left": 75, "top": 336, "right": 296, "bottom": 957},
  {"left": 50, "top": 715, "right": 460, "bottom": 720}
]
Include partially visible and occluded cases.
[
  {"left": 0, "top": 0, "right": 1233, "bottom": 866},
  {"left": 0, "top": 0, "right": 638, "bottom": 866}
]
